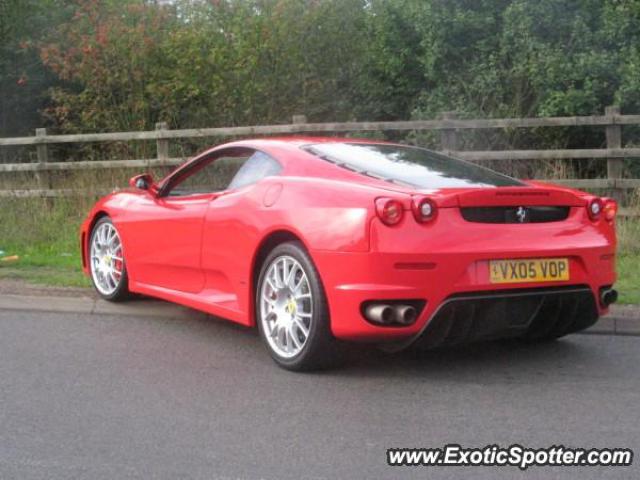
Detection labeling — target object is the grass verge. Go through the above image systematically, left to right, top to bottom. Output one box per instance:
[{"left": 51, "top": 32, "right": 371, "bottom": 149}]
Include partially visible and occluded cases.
[
  {"left": 0, "top": 196, "right": 92, "bottom": 289},
  {"left": 617, "top": 255, "right": 640, "bottom": 304}
]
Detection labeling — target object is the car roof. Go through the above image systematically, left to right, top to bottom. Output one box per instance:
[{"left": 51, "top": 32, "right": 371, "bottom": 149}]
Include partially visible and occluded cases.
[
  {"left": 184, "top": 136, "right": 388, "bottom": 160},
  {"left": 188, "top": 136, "right": 394, "bottom": 169},
  {"left": 222, "top": 136, "right": 391, "bottom": 149}
]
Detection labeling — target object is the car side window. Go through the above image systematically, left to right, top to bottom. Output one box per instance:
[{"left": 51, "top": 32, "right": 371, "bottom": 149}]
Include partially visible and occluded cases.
[
  {"left": 165, "top": 148, "right": 282, "bottom": 197},
  {"left": 227, "top": 151, "right": 282, "bottom": 190},
  {"left": 166, "top": 155, "right": 247, "bottom": 196}
]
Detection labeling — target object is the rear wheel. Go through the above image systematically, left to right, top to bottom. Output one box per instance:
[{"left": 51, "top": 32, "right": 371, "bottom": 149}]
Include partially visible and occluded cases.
[
  {"left": 89, "top": 217, "right": 129, "bottom": 302},
  {"left": 256, "top": 242, "right": 341, "bottom": 371}
]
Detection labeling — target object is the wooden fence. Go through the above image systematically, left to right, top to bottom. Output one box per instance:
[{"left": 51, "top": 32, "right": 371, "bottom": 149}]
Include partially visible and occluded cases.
[{"left": 1, "top": 106, "right": 639, "bottom": 210}]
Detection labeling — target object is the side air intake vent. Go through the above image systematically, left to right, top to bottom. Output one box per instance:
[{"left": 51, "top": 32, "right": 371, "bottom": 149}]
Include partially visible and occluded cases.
[{"left": 460, "top": 206, "right": 570, "bottom": 224}]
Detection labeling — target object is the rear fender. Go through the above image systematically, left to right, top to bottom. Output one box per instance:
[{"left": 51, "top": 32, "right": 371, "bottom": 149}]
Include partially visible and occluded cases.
[{"left": 272, "top": 177, "right": 398, "bottom": 252}]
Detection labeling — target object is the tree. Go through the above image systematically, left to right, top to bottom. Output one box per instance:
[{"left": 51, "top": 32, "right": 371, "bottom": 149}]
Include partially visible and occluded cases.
[{"left": 0, "top": 0, "right": 72, "bottom": 144}]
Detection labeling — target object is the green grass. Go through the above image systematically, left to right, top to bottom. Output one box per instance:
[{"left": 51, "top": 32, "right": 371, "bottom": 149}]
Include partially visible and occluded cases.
[
  {"left": 0, "top": 196, "right": 92, "bottom": 289},
  {"left": 1, "top": 196, "right": 639, "bottom": 303},
  {"left": 616, "top": 216, "right": 640, "bottom": 304},
  {"left": 0, "top": 239, "right": 90, "bottom": 288},
  {"left": 617, "top": 254, "right": 640, "bottom": 304},
  {"left": 0, "top": 265, "right": 89, "bottom": 288}
]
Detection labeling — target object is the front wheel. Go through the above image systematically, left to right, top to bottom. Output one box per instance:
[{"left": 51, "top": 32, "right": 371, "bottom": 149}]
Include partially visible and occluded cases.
[
  {"left": 89, "top": 217, "right": 130, "bottom": 302},
  {"left": 256, "top": 242, "right": 341, "bottom": 371}
]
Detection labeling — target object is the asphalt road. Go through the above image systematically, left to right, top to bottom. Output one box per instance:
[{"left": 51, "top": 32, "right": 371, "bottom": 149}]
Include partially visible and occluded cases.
[{"left": 0, "top": 309, "right": 638, "bottom": 480}]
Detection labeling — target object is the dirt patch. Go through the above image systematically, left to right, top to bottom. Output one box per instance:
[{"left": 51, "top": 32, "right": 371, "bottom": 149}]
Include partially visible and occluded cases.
[{"left": 0, "top": 278, "right": 95, "bottom": 298}]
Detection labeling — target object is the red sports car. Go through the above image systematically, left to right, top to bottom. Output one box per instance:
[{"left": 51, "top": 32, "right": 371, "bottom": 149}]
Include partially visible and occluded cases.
[{"left": 81, "top": 137, "right": 618, "bottom": 370}]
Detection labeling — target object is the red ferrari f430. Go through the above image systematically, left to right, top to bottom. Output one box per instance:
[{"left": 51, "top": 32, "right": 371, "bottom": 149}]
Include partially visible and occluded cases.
[{"left": 81, "top": 138, "right": 618, "bottom": 370}]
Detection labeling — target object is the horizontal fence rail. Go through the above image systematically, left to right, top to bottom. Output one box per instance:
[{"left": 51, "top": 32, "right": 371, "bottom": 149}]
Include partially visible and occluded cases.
[
  {"left": 0, "top": 106, "right": 639, "bottom": 216},
  {"left": 3, "top": 114, "right": 640, "bottom": 147},
  {"left": 0, "top": 158, "right": 183, "bottom": 172}
]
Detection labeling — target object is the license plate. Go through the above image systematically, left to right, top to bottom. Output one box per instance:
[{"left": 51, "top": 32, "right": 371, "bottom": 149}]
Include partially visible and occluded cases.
[{"left": 489, "top": 258, "right": 569, "bottom": 284}]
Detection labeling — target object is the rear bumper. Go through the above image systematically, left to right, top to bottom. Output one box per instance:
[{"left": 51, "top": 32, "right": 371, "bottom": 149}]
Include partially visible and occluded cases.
[
  {"left": 311, "top": 240, "right": 615, "bottom": 342},
  {"left": 409, "top": 286, "right": 599, "bottom": 349}
]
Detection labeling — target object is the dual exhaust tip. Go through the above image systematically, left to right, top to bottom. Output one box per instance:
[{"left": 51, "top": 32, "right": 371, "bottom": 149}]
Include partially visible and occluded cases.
[
  {"left": 365, "top": 289, "right": 618, "bottom": 326},
  {"left": 364, "top": 303, "right": 418, "bottom": 326}
]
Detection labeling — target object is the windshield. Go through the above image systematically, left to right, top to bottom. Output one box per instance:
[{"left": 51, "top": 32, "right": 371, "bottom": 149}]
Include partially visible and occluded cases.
[{"left": 304, "top": 143, "right": 524, "bottom": 189}]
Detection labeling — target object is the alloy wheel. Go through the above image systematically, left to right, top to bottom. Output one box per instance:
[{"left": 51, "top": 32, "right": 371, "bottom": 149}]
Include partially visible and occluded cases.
[
  {"left": 90, "top": 221, "right": 125, "bottom": 296},
  {"left": 259, "top": 255, "right": 313, "bottom": 358}
]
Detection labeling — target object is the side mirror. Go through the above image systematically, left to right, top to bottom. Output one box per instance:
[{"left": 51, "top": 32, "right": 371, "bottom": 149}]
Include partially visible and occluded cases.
[{"left": 129, "top": 173, "right": 154, "bottom": 191}]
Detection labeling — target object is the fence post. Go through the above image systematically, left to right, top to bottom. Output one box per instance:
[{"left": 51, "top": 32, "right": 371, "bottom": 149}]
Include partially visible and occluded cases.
[
  {"left": 605, "top": 106, "right": 623, "bottom": 201},
  {"left": 440, "top": 111, "right": 458, "bottom": 151},
  {"left": 292, "top": 115, "right": 307, "bottom": 125},
  {"left": 156, "top": 122, "right": 169, "bottom": 163},
  {"left": 35, "top": 128, "right": 51, "bottom": 191}
]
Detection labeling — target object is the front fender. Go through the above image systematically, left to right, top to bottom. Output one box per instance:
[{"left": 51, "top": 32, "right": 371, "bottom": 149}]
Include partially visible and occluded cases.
[{"left": 79, "top": 191, "right": 138, "bottom": 274}]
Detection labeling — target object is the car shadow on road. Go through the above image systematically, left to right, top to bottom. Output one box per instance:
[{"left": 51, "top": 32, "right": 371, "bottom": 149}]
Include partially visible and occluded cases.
[
  {"left": 133, "top": 308, "right": 620, "bottom": 382},
  {"left": 332, "top": 334, "right": 614, "bottom": 382}
]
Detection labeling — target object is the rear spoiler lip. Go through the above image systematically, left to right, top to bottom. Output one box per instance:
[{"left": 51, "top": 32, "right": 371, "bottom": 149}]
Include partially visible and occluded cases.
[{"left": 414, "top": 185, "right": 587, "bottom": 208}]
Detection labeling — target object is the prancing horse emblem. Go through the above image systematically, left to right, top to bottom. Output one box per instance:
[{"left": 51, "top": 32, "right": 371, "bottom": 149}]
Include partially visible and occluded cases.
[{"left": 516, "top": 206, "right": 528, "bottom": 223}]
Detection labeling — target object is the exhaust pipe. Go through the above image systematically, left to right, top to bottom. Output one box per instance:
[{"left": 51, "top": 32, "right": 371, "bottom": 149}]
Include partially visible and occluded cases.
[
  {"left": 600, "top": 288, "right": 618, "bottom": 307},
  {"left": 364, "top": 304, "right": 394, "bottom": 325},
  {"left": 393, "top": 305, "right": 417, "bottom": 325}
]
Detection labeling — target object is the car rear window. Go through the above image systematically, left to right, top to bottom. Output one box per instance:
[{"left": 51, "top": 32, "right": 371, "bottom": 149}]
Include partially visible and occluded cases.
[{"left": 304, "top": 143, "right": 524, "bottom": 188}]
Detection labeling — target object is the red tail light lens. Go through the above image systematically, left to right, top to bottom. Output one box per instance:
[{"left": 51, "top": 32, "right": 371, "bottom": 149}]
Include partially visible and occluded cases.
[
  {"left": 412, "top": 197, "right": 438, "bottom": 223},
  {"left": 375, "top": 198, "right": 404, "bottom": 226},
  {"left": 587, "top": 198, "right": 603, "bottom": 221},
  {"left": 603, "top": 198, "right": 618, "bottom": 222}
]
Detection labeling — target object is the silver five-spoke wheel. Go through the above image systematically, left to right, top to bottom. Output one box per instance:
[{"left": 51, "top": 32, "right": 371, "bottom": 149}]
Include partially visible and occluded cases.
[
  {"left": 90, "top": 221, "right": 125, "bottom": 296},
  {"left": 259, "top": 255, "right": 313, "bottom": 358}
]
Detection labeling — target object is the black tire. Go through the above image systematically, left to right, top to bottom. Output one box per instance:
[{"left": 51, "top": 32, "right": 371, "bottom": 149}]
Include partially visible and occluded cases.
[
  {"left": 89, "top": 217, "right": 130, "bottom": 302},
  {"left": 256, "top": 241, "right": 342, "bottom": 371}
]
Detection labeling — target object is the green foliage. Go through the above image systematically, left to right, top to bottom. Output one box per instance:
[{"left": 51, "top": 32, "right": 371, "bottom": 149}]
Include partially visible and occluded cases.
[
  {"left": 0, "top": 0, "right": 639, "bottom": 173},
  {"left": 0, "top": 0, "right": 72, "bottom": 141},
  {"left": 0, "top": 0, "right": 73, "bottom": 168},
  {"left": 2, "top": 0, "right": 639, "bottom": 139},
  {"left": 37, "top": 0, "right": 369, "bottom": 132},
  {"left": 360, "top": 0, "right": 640, "bottom": 122}
]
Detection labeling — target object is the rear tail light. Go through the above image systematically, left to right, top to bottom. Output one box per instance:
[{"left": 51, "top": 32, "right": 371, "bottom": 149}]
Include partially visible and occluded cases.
[
  {"left": 412, "top": 197, "right": 438, "bottom": 223},
  {"left": 375, "top": 198, "right": 404, "bottom": 226},
  {"left": 587, "top": 198, "right": 603, "bottom": 221},
  {"left": 603, "top": 198, "right": 618, "bottom": 222}
]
